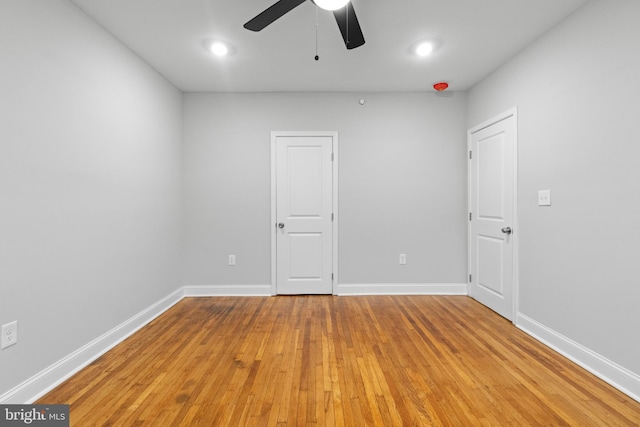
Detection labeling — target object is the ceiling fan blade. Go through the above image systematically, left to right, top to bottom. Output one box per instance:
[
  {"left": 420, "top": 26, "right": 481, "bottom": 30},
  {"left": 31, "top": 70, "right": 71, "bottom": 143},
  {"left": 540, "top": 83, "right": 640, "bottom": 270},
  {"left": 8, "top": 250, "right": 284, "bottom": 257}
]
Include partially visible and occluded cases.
[
  {"left": 244, "top": 0, "right": 308, "bottom": 32},
  {"left": 333, "top": 2, "right": 365, "bottom": 49}
]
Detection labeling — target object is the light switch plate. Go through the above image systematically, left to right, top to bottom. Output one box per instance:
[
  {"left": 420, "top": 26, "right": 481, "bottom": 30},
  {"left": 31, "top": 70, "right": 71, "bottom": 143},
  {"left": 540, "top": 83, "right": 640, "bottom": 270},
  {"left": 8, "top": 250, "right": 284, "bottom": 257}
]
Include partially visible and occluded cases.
[{"left": 538, "top": 189, "right": 551, "bottom": 206}]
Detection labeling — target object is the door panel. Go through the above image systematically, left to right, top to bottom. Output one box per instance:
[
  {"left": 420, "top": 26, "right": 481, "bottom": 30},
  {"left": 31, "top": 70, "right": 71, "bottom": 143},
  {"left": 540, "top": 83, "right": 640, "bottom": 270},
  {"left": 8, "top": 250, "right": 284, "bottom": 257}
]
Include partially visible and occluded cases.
[
  {"left": 469, "top": 113, "right": 516, "bottom": 320},
  {"left": 275, "top": 135, "right": 333, "bottom": 294},
  {"left": 478, "top": 136, "right": 505, "bottom": 219},
  {"left": 287, "top": 146, "right": 324, "bottom": 216},
  {"left": 288, "top": 233, "right": 323, "bottom": 279},
  {"left": 477, "top": 235, "right": 504, "bottom": 296}
]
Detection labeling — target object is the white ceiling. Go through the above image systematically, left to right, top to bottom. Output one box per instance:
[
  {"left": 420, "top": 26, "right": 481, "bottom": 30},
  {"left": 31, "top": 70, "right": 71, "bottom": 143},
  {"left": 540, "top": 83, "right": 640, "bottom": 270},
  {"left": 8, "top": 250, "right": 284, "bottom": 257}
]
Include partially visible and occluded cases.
[{"left": 70, "top": 0, "right": 590, "bottom": 92}]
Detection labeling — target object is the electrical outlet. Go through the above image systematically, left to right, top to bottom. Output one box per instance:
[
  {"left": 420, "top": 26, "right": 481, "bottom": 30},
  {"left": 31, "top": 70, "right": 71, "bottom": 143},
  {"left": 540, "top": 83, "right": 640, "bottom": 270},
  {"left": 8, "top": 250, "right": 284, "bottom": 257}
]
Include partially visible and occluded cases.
[
  {"left": 538, "top": 189, "right": 551, "bottom": 206},
  {"left": 228, "top": 254, "right": 236, "bottom": 266},
  {"left": 399, "top": 254, "right": 407, "bottom": 265},
  {"left": 1, "top": 321, "right": 18, "bottom": 349}
]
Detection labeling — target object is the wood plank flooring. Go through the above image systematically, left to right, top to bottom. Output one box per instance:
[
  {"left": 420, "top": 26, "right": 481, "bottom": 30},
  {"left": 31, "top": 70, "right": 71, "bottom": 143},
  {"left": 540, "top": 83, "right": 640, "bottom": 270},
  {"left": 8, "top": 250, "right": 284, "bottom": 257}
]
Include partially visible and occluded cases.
[{"left": 39, "top": 296, "right": 640, "bottom": 426}]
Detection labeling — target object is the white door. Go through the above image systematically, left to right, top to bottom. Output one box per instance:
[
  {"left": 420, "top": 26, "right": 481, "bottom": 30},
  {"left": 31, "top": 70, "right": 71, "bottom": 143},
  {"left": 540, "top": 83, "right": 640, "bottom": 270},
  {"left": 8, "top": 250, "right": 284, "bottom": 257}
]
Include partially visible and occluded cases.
[
  {"left": 469, "top": 111, "right": 517, "bottom": 320},
  {"left": 273, "top": 133, "right": 335, "bottom": 294}
]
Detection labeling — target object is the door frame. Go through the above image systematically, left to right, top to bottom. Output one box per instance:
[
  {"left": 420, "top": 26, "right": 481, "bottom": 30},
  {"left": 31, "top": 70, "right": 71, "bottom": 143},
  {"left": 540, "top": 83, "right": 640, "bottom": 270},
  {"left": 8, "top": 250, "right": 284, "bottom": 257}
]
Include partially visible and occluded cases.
[
  {"left": 467, "top": 108, "right": 519, "bottom": 322},
  {"left": 270, "top": 131, "right": 339, "bottom": 295}
]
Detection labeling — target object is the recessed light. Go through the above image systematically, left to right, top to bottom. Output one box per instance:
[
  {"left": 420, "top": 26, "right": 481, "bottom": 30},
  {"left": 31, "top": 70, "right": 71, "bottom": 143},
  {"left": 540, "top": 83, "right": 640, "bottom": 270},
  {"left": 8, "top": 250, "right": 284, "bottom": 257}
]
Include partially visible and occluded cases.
[
  {"left": 411, "top": 39, "right": 442, "bottom": 57},
  {"left": 209, "top": 42, "right": 229, "bottom": 56},
  {"left": 415, "top": 42, "right": 434, "bottom": 57}
]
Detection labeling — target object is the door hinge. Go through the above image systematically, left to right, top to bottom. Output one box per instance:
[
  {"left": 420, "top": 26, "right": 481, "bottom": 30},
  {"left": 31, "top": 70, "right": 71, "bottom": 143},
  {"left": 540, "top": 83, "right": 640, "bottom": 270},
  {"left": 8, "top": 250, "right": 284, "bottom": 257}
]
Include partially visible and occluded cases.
[
  {"left": 469, "top": 150, "right": 472, "bottom": 159},
  {"left": 331, "top": 153, "right": 334, "bottom": 161},
  {"left": 469, "top": 212, "right": 472, "bottom": 221},
  {"left": 331, "top": 213, "right": 334, "bottom": 221},
  {"left": 332, "top": 273, "right": 334, "bottom": 281},
  {"left": 469, "top": 274, "right": 472, "bottom": 282}
]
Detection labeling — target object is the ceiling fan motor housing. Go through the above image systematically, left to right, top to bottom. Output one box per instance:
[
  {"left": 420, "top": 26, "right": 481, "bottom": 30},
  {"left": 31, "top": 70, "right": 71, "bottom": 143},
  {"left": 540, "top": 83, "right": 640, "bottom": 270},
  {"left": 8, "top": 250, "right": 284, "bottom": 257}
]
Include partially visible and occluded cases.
[{"left": 244, "top": 0, "right": 364, "bottom": 50}]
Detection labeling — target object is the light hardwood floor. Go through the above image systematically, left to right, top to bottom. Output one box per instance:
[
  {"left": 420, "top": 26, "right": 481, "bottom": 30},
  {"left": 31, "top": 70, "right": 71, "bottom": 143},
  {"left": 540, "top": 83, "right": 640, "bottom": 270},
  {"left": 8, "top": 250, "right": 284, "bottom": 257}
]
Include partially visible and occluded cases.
[{"left": 39, "top": 296, "right": 640, "bottom": 426}]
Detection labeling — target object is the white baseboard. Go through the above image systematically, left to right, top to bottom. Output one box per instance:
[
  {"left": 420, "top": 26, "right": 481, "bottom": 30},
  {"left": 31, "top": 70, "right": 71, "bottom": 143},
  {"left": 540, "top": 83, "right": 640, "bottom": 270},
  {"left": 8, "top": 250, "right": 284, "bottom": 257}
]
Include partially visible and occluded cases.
[
  {"left": 183, "top": 283, "right": 468, "bottom": 297},
  {"left": 336, "top": 283, "right": 468, "bottom": 296},
  {"left": 183, "top": 284, "right": 273, "bottom": 297},
  {"left": 0, "top": 288, "right": 185, "bottom": 404},
  {"left": 516, "top": 313, "right": 640, "bottom": 403}
]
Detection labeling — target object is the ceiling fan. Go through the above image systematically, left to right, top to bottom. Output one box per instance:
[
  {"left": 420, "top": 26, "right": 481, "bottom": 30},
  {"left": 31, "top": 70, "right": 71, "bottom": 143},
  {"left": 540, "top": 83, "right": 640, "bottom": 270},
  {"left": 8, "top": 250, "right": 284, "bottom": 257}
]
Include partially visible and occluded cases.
[{"left": 244, "top": 0, "right": 365, "bottom": 50}]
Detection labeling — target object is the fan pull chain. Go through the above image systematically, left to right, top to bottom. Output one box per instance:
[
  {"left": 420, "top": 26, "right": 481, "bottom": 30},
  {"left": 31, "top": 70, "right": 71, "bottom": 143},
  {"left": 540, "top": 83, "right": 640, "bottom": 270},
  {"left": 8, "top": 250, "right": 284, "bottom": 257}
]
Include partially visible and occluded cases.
[{"left": 314, "top": 5, "right": 319, "bottom": 61}]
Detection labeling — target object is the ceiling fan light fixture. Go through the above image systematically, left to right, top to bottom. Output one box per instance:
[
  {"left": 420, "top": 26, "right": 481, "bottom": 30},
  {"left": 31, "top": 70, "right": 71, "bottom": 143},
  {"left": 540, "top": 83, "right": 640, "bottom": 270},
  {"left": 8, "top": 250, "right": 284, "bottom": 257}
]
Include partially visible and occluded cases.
[{"left": 313, "top": 0, "right": 350, "bottom": 11}]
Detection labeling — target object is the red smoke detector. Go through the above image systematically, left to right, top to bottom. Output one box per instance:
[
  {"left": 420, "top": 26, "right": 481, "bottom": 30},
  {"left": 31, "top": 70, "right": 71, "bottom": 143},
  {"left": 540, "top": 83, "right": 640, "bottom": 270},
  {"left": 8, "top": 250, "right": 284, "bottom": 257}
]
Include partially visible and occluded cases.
[{"left": 433, "top": 82, "right": 449, "bottom": 91}]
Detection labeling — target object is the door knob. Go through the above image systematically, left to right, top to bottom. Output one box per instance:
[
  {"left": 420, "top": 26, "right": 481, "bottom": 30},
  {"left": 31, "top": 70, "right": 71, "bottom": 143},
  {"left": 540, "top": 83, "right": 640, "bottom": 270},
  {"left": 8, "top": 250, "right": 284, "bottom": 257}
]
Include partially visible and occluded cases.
[
  {"left": 278, "top": 222, "right": 285, "bottom": 229},
  {"left": 501, "top": 226, "right": 512, "bottom": 234}
]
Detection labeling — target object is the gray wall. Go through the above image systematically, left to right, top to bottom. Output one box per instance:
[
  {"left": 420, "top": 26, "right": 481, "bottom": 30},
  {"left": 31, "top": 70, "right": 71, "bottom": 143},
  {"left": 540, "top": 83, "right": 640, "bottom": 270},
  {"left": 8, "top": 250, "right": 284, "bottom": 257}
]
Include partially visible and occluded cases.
[
  {"left": 0, "top": 0, "right": 183, "bottom": 396},
  {"left": 468, "top": 0, "right": 640, "bottom": 374},
  {"left": 183, "top": 92, "right": 468, "bottom": 287}
]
